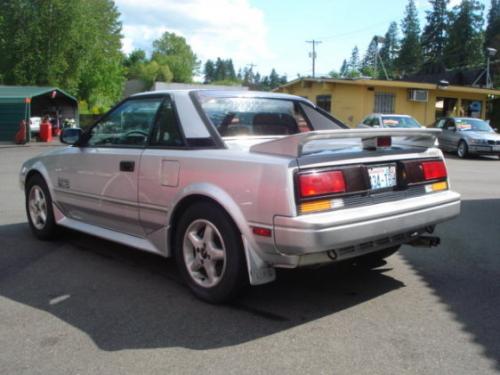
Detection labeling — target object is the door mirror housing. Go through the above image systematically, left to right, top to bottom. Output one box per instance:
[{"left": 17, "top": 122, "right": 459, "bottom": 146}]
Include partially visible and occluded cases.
[{"left": 60, "top": 127, "right": 83, "bottom": 145}]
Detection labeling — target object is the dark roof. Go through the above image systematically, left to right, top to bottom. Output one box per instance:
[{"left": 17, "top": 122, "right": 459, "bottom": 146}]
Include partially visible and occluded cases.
[
  {"left": 402, "top": 67, "right": 487, "bottom": 87},
  {"left": 0, "top": 86, "right": 77, "bottom": 101}
]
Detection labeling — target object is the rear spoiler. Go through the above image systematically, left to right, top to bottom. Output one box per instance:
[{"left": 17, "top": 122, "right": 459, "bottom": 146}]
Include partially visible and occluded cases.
[{"left": 249, "top": 128, "right": 441, "bottom": 158}]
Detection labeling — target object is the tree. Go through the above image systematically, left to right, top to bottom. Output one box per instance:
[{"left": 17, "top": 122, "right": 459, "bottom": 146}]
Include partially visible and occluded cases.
[
  {"left": 0, "top": 0, "right": 124, "bottom": 110},
  {"left": 77, "top": 0, "right": 125, "bottom": 109},
  {"left": 396, "top": 0, "right": 423, "bottom": 74},
  {"left": 421, "top": 0, "right": 449, "bottom": 67},
  {"left": 444, "top": 0, "right": 484, "bottom": 68},
  {"left": 485, "top": 0, "right": 500, "bottom": 52},
  {"left": 379, "top": 22, "right": 399, "bottom": 78},
  {"left": 152, "top": 32, "right": 199, "bottom": 82},
  {"left": 361, "top": 37, "right": 379, "bottom": 77},
  {"left": 347, "top": 46, "right": 361, "bottom": 77},
  {"left": 214, "top": 58, "right": 226, "bottom": 81},
  {"left": 204, "top": 59, "right": 215, "bottom": 83},
  {"left": 339, "top": 59, "right": 349, "bottom": 77}
]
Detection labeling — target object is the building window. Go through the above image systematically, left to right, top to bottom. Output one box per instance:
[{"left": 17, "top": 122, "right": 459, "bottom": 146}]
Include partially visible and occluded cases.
[
  {"left": 374, "top": 92, "right": 395, "bottom": 113},
  {"left": 316, "top": 95, "right": 331, "bottom": 112}
]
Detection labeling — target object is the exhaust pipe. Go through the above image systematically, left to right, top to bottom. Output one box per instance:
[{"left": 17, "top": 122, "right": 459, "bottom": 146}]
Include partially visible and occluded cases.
[{"left": 408, "top": 235, "right": 441, "bottom": 248}]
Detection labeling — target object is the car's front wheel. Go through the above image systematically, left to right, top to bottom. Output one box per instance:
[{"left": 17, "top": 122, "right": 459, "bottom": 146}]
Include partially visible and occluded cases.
[
  {"left": 457, "top": 140, "right": 468, "bottom": 158},
  {"left": 25, "top": 174, "right": 59, "bottom": 240},
  {"left": 174, "top": 201, "right": 248, "bottom": 303}
]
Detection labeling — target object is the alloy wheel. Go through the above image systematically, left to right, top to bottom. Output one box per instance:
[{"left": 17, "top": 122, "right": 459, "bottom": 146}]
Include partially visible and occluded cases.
[{"left": 182, "top": 219, "right": 227, "bottom": 288}]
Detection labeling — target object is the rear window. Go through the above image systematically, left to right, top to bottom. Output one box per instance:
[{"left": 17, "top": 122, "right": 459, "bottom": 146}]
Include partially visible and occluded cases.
[
  {"left": 194, "top": 95, "right": 343, "bottom": 137},
  {"left": 382, "top": 116, "right": 422, "bottom": 128}
]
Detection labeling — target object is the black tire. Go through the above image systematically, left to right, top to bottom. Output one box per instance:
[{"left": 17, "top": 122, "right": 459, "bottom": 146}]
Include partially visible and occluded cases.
[
  {"left": 457, "top": 140, "right": 468, "bottom": 159},
  {"left": 25, "top": 174, "right": 59, "bottom": 240},
  {"left": 174, "top": 201, "right": 248, "bottom": 303},
  {"left": 353, "top": 245, "right": 401, "bottom": 269}
]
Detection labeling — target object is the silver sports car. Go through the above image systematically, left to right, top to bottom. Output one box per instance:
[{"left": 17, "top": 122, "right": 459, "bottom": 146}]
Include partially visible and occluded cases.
[
  {"left": 20, "top": 90, "right": 461, "bottom": 302},
  {"left": 433, "top": 117, "right": 500, "bottom": 158}
]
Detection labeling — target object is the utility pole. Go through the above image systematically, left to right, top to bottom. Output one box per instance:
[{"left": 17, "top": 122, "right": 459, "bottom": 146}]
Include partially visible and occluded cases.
[{"left": 306, "top": 40, "right": 322, "bottom": 78}]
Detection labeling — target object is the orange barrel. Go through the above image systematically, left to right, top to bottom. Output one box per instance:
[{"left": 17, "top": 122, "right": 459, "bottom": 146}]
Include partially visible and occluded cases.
[{"left": 39, "top": 122, "right": 53, "bottom": 142}]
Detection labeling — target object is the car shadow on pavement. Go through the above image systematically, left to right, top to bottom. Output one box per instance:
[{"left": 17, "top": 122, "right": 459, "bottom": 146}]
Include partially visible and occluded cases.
[
  {"left": 400, "top": 198, "right": 500, "bottom": 371},
  {"left": 0, "top": 221, "right": 404, "bottom": 351}
]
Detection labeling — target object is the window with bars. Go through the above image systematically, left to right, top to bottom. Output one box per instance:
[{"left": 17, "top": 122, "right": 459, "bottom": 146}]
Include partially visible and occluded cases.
[
  {"left": 374, "top": 92, "right": 395, "bottom": 113},
  {"left": 316, "top": 95, "right": 332, "bottom": 112}
]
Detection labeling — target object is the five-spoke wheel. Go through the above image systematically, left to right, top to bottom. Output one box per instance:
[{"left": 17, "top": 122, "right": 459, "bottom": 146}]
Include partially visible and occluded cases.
[
  {"left": 25, "top": 174, "right": 58, "bottom": 240},
  {"left": 175, "top": 201, "right": 247, "bottom": 303},
  {"left": 183, "top": 219, "right": 227, "bottom": 288}
]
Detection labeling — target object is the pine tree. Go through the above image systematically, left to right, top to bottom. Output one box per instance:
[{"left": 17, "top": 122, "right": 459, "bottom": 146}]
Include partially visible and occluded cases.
[
  {"left": 396, "top": 0, "right": 423, "bottom": 74},
  {"left": 421, "top": 0, "right": 449, "bottom": 67},
  {"left": 444, "top": 0, "right": 484, "bottom": 69},
  {"left": 485, "top": 0, "right": 500, "bottom": 52},
  {"left": 379, "top": 22, "right": 399, "bottom": 78},
  {"left": 361, "top": 37, "right": 379, "bottom": 77},
  {"left": 347, "top": 46, "right": 361, "bottom": 77},
  {"left": 226, "top": 59, "right": 236, "bottom": 81},
  {"left": 339, "top": 59, "right": 349, "bottom": 77},
  {"left": 204, "top": 60, "right": 215, "bottom": 83}
]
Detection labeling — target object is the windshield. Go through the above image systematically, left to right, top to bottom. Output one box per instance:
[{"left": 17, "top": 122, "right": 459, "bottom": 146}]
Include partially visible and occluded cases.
[
  {"left": 195, "top": 95, "right": 343, "bottom": 137},
  {"left": 382, "top": 116, "right": 422, "bottom": 128},
  {"left": 455, "top": 118, "right": 493, "bottom": 132}
]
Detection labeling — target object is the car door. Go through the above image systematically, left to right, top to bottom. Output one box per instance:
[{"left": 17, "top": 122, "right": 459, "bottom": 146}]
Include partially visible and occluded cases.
[
  {"left": 137, "top": 95, "right": 186, "bottom": 238},
  {"left": 53, "top": 96, "right": 164, "bottom": 236},
  {"left": 441, "top": 118, "right": 459, "bottom": 151}
]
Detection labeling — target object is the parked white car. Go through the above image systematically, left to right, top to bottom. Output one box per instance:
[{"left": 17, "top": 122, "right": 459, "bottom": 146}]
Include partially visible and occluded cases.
[
  {"left": 20, "top": 90, "right": 461, "bottom": 302},
  {"left": 358, "top": 114, "right": 423, "bottom": 129},
  {"left": 29, "top": 116, "right": 41, "bottom": 134}
]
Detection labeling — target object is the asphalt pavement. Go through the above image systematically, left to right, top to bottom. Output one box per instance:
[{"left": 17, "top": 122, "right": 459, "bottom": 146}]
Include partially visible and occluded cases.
[{"left": 0, "top": 145, "right": 499, "bottom": 375}]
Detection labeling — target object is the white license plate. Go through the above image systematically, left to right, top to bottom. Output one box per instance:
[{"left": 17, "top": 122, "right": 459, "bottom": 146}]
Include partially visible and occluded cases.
[{"left": 368, "top": 165, "right": 397, "bottom": 190}]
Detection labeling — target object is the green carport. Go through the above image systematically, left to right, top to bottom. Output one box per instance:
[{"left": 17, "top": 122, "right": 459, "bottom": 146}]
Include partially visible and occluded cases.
[{"left": 0, "top": 86, "right": 78, "bottom": 142}]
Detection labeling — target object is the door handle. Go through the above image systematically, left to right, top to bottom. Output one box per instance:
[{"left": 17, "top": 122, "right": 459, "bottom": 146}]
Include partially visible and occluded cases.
[{"left": 120, "top": 160, "right": 135, "bottom": 172}]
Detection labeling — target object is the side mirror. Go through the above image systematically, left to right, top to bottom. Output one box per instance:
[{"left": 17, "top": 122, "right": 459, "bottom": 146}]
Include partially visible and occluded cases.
[{"left": 60, "top": 127, "right": 82, "bottom": 145}]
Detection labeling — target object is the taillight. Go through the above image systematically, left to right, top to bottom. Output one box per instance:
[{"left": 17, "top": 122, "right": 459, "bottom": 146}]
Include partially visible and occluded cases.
[
  {"left": 377, "top": 136, "right": 391, "bottom": 148},
  {"left": 421, "top": 161, "right": 447, "bottom": 180},
  {"left": 299, "top": 170, "right": 346, "bottom": 198}
]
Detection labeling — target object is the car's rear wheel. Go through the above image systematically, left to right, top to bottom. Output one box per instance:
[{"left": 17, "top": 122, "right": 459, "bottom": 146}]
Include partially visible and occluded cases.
[
  {"left": 457, "top": 140, "right": 468, "bottom": 158},
  {"left": 26, "top": 174, "right": 59, "bottom": 240},
  {"left": 174, "top": 201, "right": 248, "bottom": 303}
]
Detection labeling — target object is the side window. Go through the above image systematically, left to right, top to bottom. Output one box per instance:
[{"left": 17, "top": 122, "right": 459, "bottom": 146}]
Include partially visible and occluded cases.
[
  {"left": 150, "top": 97, "right": 184, "bottom": 146},
  {"left": 87, "top": 98, "right": 162, "bottom": 147},
  {"left": 363, "top": 116, "right": 372, "bottom": 125},
  {"left": 372, "top": 117, "right": 380, "bottom": 126},
  {"left": 436, "top": 119, "right": 446, "bottom": 128},
  {"left": 444, "top": 119, "right": 455, "bottom": 129}
]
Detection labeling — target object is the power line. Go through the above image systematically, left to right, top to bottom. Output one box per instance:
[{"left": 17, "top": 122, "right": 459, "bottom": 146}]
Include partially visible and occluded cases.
[
  {"left": 317, "top": 18, "right": 396, "bottom": 41},
  {"left": 306, "top": 40, "right": 322, "bottom": 78}
]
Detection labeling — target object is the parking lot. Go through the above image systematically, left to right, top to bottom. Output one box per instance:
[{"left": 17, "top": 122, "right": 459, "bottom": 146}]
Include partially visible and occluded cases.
[{"left": 0, "top": 144, "right": 499, "bottom": 375}]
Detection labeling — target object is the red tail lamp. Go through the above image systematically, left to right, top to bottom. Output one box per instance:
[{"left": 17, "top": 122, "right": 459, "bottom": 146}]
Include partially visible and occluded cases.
[
  {"left": 421, "top": 161, "right": 447, "bottom": 180},
  {"left": 299, "top": 170, "right": 346, "bottom": 198}
]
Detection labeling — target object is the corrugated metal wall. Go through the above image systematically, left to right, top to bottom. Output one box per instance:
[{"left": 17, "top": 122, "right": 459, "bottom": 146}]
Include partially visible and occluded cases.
[{"left": 0, "top": 100, "right": 27, "bottom": 141}]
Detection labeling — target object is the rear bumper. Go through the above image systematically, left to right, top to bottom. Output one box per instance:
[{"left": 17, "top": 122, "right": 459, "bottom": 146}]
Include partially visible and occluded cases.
[{"left": 273, "top": 190, "right": 461, "bottom": 256}]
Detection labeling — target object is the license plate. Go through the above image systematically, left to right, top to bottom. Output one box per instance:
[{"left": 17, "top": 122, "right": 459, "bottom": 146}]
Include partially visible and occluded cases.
[{"left": 368, "top": 164, "right": 397, "bottom": 190}]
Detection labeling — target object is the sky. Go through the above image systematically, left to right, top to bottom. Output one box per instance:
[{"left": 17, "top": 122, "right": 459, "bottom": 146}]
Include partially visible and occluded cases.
[{"left": 115, "top": 0, "right": 488, "bottom": 80}]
